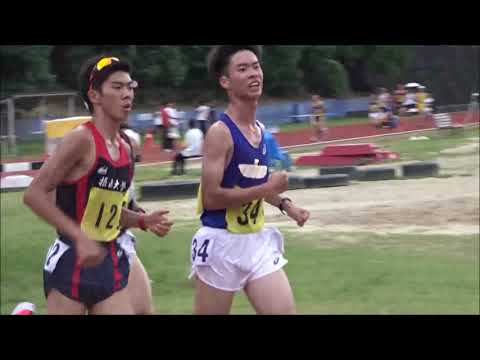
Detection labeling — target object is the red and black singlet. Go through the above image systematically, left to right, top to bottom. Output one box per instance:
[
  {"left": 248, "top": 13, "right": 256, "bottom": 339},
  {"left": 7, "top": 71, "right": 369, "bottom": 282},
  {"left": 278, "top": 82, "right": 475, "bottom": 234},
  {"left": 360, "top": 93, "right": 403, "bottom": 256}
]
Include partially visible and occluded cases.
[{"left": 56, "top": 121, "right": 133, "bottom": 244}]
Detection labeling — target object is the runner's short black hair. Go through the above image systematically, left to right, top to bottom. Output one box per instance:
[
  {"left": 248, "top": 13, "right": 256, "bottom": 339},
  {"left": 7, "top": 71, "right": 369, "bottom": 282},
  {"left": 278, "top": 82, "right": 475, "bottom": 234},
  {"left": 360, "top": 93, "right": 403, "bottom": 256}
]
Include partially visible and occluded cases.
[
  {"left": 207, "top": 46, "right": 262, "bottom": 82},
  {"left": 78, "top": 55, "right": 132, "bottom": 114}
]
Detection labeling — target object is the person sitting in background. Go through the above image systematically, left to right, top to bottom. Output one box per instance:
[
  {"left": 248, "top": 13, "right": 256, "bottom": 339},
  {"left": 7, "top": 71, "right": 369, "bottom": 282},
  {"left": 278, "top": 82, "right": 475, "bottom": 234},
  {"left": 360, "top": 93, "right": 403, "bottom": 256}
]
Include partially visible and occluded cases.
[
  {"left": 403, "top": 87, "right": 418, "bottom": 115},
  {"left": 377, "top": 88, "right": 391, "bottom": 110},
  {"left": 369, "top": 103, "right": 383, "bottom": 126},
  {"left": 370, "top": 106, "right": 399, "bottom": 129},
  {"left": 379, "top": 106, "right": 399, "bottom": 129},
  {"left": 383, "top": 107, "right": 400, "bottom": 128},
  {"left": 171, "top": 119, "right": 204, "bottom": 176}
]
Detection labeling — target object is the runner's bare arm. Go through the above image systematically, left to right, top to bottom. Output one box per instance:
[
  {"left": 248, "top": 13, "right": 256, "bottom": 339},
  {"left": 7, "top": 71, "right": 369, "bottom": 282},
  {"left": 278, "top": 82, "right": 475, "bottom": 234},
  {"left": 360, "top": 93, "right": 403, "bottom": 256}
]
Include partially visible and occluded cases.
[
  {"left": 201, "top": 122, "right": 288, "bottom": 210},
  {"left": 23, "top": 128, "right": 95, "bottom": 245},
  {"left": 265, "top": 194, "right": 310, "bottom": 227},
  {"left": 265, "top": 194, "right": 284, "bottom": 208},
  {"left": 120, "top": 207, "right": 173, "bottom": 237}
]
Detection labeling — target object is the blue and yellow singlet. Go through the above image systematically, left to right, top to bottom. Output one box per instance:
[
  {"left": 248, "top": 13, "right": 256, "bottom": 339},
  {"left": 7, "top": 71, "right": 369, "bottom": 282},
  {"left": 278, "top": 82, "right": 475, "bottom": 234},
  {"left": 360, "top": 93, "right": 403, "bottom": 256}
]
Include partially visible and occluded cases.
[{"left": 197, "top": 113, "right": 269, "bottom": 234}]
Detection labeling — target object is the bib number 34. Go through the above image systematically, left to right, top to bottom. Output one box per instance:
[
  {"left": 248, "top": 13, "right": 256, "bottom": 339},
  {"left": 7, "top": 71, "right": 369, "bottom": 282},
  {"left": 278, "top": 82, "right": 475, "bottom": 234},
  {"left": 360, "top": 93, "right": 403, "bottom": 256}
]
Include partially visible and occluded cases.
[
  {"left": 237, "top": 199, "right": 261, "bottom": 225},
  {"left": 191, "top": 238, "right": 213, "bottom": 265}
]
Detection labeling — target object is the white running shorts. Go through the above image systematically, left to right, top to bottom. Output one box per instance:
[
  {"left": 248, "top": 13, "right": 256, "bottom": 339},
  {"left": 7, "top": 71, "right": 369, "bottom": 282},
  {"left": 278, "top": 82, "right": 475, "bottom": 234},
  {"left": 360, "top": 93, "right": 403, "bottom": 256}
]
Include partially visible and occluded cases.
[{"left": 188, "top": 226, "right": 288, "bottom": 291}]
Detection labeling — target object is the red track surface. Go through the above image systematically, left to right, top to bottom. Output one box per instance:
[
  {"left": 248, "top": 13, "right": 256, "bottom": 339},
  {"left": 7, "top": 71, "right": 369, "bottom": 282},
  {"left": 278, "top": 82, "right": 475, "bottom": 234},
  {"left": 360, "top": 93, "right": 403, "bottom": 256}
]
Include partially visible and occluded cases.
[
  {"left": 1, "top": 112, "right": 478, "bottom": 179},
  {"left": 275, "top": 112, "right": 475, "bottom": 147}
]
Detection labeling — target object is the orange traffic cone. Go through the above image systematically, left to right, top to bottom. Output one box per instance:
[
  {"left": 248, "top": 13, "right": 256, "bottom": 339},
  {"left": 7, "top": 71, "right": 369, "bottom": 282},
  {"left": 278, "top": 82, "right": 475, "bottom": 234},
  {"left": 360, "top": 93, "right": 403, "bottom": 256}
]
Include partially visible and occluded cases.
[{"left": 143, "top": 131, "right": 155, "bottom": 152}]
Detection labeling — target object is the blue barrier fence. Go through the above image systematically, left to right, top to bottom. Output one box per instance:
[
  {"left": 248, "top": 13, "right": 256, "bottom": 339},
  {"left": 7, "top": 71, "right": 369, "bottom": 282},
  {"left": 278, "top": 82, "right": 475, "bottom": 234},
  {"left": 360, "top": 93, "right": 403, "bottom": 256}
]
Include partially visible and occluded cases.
[{"left": 9, "top": 97, "right": 370, "bottom": 139}]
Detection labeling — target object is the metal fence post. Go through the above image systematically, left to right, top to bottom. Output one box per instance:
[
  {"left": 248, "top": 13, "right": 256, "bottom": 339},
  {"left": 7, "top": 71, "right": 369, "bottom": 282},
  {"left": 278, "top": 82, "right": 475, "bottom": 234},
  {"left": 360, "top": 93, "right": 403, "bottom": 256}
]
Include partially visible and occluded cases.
[
  {"left": 68, "top": 96, "right": 75, "bottom": 117},
  {"left": 8, "top": 98, "right": 16, "bottom": 152}
]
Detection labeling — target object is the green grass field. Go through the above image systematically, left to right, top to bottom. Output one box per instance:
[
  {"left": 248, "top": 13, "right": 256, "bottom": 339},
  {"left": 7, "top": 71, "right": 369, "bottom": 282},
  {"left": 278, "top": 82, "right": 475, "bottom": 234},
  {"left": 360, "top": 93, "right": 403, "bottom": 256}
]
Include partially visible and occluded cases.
[
  {"left": 277, "top": 116, "right": 370, "bottom": 132},
  {"left": 285, "top": 127, "right": 480, "bottom": 157},
  {"left": 375, "top": 127, "right": 480, "bottom": 161},
  {"left": 1, "top": 137, "right": 44, "bottom": 160},
  {"left": 1, "top": 192, "right": 478, "bottom": 314}
]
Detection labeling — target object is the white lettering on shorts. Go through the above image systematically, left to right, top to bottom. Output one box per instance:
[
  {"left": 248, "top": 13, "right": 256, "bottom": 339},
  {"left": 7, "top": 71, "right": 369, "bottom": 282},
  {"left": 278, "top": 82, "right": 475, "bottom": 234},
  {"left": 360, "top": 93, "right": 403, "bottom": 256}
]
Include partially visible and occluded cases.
[
  {"left": 117, "top": 232, "right": 136, "bottom": 264},
  {"left": 44, "top": 239, "right": 70, "bottom": 274}
]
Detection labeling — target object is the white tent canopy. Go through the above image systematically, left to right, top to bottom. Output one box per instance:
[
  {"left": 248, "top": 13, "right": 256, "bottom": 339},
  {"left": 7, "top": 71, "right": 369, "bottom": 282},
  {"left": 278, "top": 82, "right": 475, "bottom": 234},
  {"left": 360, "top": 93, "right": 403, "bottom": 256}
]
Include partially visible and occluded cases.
[{"left": 405, "top": 82, "right": 421, "bottom": 88}]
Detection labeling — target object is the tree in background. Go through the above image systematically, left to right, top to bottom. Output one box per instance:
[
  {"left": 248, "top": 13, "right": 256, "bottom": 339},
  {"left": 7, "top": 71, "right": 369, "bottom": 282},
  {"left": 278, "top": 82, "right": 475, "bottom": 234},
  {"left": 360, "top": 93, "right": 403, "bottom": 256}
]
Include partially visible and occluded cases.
[
  {"left": 0, "top": 45, "right": 56, "bottom": 97},
  {"left": 3, "top": 45, "right": 476, "bottom": 107},
  {"left": 50, "top": 45, "right": 131, "bottom": 92},
  {"left": 262, "top": 45, "right": 305, "bottom": 97},
  {"left": 333, "top": 45, "right": 411, "bottom": 94},
  {"left": 405, "top": 45, "right": 479, "bottom": 105},
  {"left": 299, "top": 46, "right": 350, "bottom": 97},
  {"left": 364, "top": 46, "right": 411, "bottom": 91}
]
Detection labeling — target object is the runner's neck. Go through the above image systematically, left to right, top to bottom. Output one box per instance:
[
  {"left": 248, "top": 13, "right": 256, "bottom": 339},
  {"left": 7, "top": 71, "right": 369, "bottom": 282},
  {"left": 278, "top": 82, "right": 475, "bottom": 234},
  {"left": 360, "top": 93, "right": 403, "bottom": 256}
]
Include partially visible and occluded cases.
[{"left": 225, "top": 100, "right": 258, "bottom": 127}]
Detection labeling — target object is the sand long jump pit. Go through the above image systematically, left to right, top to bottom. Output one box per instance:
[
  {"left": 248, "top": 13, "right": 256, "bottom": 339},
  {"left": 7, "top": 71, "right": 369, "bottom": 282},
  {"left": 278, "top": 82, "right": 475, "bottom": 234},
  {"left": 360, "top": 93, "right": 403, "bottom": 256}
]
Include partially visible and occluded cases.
[{"left": 139, "top": 139, "right": 479, "bottom": 243}]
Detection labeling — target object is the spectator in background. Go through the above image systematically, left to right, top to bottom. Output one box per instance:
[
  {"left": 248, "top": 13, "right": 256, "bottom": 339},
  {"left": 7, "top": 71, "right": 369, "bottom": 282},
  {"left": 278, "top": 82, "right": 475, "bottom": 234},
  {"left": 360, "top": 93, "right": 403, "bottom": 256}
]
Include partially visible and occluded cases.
[
  {"left": 394, "top": 83, "right": 407, "bottom": 115},
  {"left": 416, "top": 86, "right": 427, "bottom": 114},
  {"left": 403, "top": 87, "right": 418, "bottom": 115},
  {"left": 377, "top": 88, "right": 391, "bottom": 110},
  {"left": 424, "top": 90, "right": 435, "bottom": 117},
  {"left": 369, "top": 92, "right": 378, "bottom": 110},
  {"left": 310, "top": 94, "right": 327, "bottom": 141},
  {"left": 156, "top": 101, "right": 170, "bottom": 151},
  {"left": 162, "top": 101, "right": 179, "bottom": 151},
  {"left": 195, "top": 101, "right": 211, "bottom": 136},
  {"left": 208, "top": 101, "right": 218, "bottom": 127},
  {"left": 369, "top": 101, "right": 399, "bottom": 129},
  {"left": 154, "top": 103, "right": 167, "bottom": 148},
  {"left": 369, "top": 103, "right": 383, "bottom": 127},
  {"left": 383, "top": 107, "right": 400, "bottom": 128},
  {"left": 171, "top": 119, "right": 203, "bottom": 175}
]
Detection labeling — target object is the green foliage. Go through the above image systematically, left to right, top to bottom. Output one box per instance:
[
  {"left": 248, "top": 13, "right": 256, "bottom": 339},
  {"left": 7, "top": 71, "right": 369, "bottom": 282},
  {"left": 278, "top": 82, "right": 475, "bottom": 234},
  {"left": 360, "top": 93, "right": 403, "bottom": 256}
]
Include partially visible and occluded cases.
[
  {"left": 3, "top": 45, "right": 471, "bottom": 104},
  {"left": 262, "top": 45, "right": 305, "bottom": 96},
  {"left": 0, "top": 46, "right": 56, "bottom": 97},
  {"left": 49, "top": 46, "right": 96, "bottom": 91},
  {"left": 137, "top": 46, "right": 187, "bottom": 88},
  {"left": 365, "top": 46, "right": 411, "bottom": 88},
  {"left": 300, "top": 50, "right": 350, "bottom": 97}
]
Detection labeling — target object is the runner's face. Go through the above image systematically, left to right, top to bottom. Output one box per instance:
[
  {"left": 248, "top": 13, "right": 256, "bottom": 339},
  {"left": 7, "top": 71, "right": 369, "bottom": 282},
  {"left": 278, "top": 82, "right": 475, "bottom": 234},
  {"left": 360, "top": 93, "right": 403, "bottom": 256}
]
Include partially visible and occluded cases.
[
  {"left": 221, "top": 50, "right": 263, "bottom": 100},
  {"left": 94, "top": 71, "right": 135, "bottom": 122}
]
